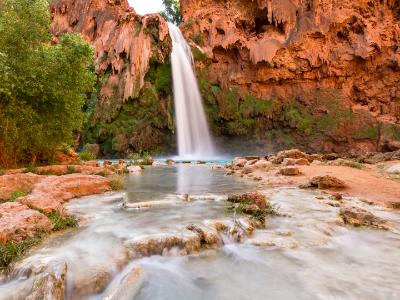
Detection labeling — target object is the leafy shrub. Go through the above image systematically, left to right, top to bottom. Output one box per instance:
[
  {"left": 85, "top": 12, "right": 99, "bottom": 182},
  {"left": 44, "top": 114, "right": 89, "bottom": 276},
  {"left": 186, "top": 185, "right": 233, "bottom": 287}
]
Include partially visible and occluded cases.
[
  {"left": 193, "top": 33, "right": 204, "bottom": 45},
  {"left": 192, "top": 47, "right": 206, "bottom": 61},
  {"left": 79, "top": 150, "right": 96, "bottom": 161},
  {"left": 128, "top": 151, "right": 153, "bottom": 166},
  {"left": 23, "top": 165, "right": 37, "bottom": 174},
  {"left": 110, "top": 175, "right": 124, "bottom": 191}
]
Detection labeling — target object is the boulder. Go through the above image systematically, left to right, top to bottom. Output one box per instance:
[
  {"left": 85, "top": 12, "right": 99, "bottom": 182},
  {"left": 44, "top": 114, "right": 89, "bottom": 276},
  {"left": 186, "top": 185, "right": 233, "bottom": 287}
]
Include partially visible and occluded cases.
[
  {"left": 274, "top": 149, "right": 309, "bottom": 164},
  {"left": 232, "top": 157, "right": 247, "bottom": 168},
  {"left": 294, "top": 158, "right": 310, "bottom": 166},
  {"left": 166, "top": 159, "right": 175, "bottom": 165},
  {"left": 252, "top": 159, "right": 272, "bottom": 170},
  {"left": 279, "top": 167, "right": 301, "bottom": 176},
  {"left": 0, "top": 173, "right": 42, "bottom": 201},
  {"left": 305, "top": 175, "right": 346, "bottom": 189},
  {"left": 227, "top": 192, "right": 267, "bottom": 209},
  {"left": 0, "top": 202, "right": 52, "bottom": 243},
  {"left": 339, "top": 207, "right": 388, "bottom": 230},
  {"left": 186, "top": 224, "right": 220, "bottom": 248},
  {"left": 102, "top": 265, "right": 144, "bottom": 300}
]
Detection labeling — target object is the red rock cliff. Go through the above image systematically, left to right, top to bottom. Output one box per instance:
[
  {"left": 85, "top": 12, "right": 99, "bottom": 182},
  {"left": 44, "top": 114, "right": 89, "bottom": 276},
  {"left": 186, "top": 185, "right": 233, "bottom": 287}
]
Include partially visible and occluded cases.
[
  {"left": 50, "top": 0, "right": 174, "bottom": 155},
  {"left": 181, "top": 0, "right": 400, "bottom": 153}
]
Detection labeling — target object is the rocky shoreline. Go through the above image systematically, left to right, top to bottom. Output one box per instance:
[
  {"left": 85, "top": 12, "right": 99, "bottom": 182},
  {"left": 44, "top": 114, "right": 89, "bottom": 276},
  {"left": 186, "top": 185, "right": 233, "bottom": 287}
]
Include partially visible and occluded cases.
[
  {"left": 226, "top": 149, "right": 400, "bottom": 209},
  {"left": 0, "top": 160, "right": 128, "bottom": 271}
]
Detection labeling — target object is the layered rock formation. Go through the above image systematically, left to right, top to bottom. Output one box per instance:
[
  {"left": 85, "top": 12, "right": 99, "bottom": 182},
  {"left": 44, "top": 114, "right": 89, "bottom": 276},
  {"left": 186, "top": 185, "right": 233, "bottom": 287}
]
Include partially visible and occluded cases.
[
  {"left": 50, "top": 0, "right": 174, "bottom": 156},
  {"left": 181, "top": 0, "right": 400, "bottom": 153}
]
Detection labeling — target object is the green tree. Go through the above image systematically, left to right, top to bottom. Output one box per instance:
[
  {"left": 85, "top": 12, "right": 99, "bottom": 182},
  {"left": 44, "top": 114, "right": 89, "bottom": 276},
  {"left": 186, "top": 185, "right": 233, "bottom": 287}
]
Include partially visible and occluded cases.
[
  {"left": 0, "top": 0, "right": 96, "bottom": 167},
  {"left": 160, "top": 0, "right": 182, "bottom": 25}
]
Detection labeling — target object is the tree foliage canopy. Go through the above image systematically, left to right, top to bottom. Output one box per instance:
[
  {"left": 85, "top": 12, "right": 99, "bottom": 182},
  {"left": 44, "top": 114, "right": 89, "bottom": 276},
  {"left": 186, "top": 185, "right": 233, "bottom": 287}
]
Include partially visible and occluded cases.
[
  {"left": 0, "top": 0, "right": 96, "bottom": 167},
  {"left": 160, "top": 0, "right": 182, "bottom": 25}
]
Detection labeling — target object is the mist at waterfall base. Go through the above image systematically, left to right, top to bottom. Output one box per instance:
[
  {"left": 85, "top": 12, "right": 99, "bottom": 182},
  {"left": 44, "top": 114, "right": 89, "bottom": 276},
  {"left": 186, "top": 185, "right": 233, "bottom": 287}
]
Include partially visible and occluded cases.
[{"left": 168, "top": 23, "right": 218, "bottom": 161}]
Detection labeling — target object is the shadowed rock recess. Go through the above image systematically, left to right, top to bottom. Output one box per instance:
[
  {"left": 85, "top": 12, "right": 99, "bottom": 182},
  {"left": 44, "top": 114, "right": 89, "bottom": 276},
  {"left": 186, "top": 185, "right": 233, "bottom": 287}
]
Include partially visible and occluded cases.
[
  {"left": 50, "top": 0, "right": 174, "bottom": 156},
  {"left": 181, "top": 0, "right": 400, "bottom": 154}
]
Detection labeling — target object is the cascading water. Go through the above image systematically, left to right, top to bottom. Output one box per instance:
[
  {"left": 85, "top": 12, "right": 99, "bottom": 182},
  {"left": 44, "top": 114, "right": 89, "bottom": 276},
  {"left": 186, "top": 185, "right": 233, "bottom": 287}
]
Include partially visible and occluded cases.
[{"left": 168, "top": 23, "right": 215, "bottom": 160}]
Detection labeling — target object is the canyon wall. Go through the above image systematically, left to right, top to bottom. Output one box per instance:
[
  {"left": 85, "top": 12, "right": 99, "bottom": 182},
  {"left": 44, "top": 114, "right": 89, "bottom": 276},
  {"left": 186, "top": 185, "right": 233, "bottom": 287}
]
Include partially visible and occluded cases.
[
  {"left": 50, "top": 0, "right": 174, "bottom": 156},
  {"left": 181, "top": 0, "right": 400, "bottom": 153}
]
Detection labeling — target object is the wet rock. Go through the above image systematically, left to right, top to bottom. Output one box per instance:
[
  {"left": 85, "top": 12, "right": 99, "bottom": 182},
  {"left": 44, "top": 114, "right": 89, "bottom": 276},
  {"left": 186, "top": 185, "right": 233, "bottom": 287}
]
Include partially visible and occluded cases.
[
  {"left": 166, "top": 159, "right": 175, "bottom": 165},
  {"left": 127, "top": 166, "right": 142, "bottom": 173},
  {"left": 279, "top": 167, "right": 301, "bottom": 176},
  {"left": 19, "top": 174, "right": 111, "bottom": 213},
  {"left": 304, "top": 176, "right": 346, "bottom": 189},
  {"left": 330, "top": 193, "right": 343, "bottom": 201},
  {"left": 123, "top": 200, "right": 182, "bottom": 209},
  {"left": 386, "top": 201, "right": 400, "bottom": 210},
  {"left": 0, "top": 202, "right": 51, "bottom": 243},
  {"left": 339, "top": 207, "right": 388, "bottom": 230},
  {"left": 186, "top": 224, "right": 220, "bottom": 248},
  {"left": 246, "top": 231, "right": 299, "bottom": 249},
  {"left": 126, "top": 233, "right": 203, "bottom": 258},
  {"left": 28, "top": 262, "right": 67, "bottom": 300},
  {"left": 102, "top": 265, "right": 144, "bottom": 300},
  {"left": 73, "top": 269, "right": 113, "bottom": 298}
]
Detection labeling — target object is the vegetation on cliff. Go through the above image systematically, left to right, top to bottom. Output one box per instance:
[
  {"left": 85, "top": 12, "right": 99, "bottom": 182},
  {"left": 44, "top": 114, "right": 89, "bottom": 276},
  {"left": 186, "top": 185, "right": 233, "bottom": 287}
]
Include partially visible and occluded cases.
[{"left": 0, "top": 0, "right": 95, "bottom": 167}]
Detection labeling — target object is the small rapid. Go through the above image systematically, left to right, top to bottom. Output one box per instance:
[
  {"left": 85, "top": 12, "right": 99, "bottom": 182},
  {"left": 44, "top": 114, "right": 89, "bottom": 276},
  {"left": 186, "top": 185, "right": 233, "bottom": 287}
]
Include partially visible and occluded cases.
[
  {"left": 168, "top": 23, "right": 215, "bottom": 160},
  {"left": 0, "top": 166, "right": 399, "bottom": 299}
]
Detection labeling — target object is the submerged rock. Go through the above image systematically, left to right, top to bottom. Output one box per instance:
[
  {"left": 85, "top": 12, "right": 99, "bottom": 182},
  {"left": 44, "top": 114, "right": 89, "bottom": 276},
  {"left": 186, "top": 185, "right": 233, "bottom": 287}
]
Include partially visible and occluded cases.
[
  {"left": 127, "top": 166, "right": 143, "bottom": 173},
  {"left": 339, "top": 207, "right": 389, "bottom": 230},
  {"left": 186, "top": 224, "right": 221, "bottom": 248},
  {"left": 28, "top": 262, "right": 67, "bottom": 300},
  {"left": 102, "top": 265, "right": 144, "bottom": 300}
]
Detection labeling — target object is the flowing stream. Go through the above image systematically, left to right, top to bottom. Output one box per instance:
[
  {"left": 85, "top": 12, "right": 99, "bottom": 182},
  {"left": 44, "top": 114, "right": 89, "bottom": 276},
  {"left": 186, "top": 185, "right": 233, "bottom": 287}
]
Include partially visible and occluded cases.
[
  {"left": 168, "top": 24, "right": 215, "bottom": 160},
  {"left": 1, "top": 165, "right": 400, "bottom": 299}
]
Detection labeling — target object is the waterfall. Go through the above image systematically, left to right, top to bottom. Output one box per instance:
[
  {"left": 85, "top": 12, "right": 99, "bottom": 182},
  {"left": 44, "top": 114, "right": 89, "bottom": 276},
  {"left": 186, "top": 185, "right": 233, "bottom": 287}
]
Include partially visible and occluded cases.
[{"left": 168, "top": 23, "right": 215, "bottom": 160}]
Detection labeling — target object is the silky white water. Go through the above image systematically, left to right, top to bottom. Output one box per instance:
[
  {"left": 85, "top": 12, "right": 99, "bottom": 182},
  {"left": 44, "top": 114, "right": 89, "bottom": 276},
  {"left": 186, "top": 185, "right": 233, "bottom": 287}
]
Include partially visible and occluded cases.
[{"left": 168, "top": 23, "right": 215, "bottom": 160}]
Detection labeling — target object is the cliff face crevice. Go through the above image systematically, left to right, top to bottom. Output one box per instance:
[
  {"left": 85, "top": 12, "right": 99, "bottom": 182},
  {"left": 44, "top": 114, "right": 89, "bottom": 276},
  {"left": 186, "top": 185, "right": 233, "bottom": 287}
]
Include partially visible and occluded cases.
[
  {"left": 50, "top": 0, "right": 174, "bottom": 155},
  {"left": 181, "top": 0, "right": 400, "bottom": 153}
]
